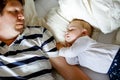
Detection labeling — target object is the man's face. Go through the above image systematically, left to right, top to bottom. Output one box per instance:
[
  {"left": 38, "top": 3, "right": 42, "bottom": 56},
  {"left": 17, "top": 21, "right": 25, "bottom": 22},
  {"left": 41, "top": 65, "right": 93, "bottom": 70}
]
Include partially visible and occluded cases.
[{"left": 0, "top": 0, "right": 24, "bottom": 41}]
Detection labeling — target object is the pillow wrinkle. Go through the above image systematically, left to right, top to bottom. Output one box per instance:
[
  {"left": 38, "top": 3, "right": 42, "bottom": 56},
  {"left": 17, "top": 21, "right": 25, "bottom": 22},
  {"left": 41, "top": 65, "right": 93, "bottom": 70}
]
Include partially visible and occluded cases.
[
  {"left": 24, "top": 0, "right": 41, "bottom": 26},
  {"left": 58, "top": 0, "right": 120, "bottom": 34}
]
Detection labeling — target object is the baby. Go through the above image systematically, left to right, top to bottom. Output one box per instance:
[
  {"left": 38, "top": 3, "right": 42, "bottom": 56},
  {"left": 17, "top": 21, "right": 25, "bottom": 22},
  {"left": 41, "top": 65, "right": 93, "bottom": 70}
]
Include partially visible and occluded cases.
[{"left": 57, "top": 18, "right": 120, "bottom": 80}]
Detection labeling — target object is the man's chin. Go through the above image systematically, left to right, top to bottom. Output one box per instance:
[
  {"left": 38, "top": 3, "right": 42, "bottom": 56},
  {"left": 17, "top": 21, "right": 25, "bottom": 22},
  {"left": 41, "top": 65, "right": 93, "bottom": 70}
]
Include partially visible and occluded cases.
[{"left": 16, "top": 25, "right": 24, "bottom": 32}]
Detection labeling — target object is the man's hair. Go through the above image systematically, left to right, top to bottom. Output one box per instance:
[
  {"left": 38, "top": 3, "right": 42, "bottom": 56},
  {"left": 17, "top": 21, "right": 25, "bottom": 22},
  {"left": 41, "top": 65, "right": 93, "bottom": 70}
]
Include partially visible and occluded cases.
[
  {"left": 0, "top": 0, "right": 24, "bottom": 14},
  {"left": 70, "top": 18, "right": 93, "bottom": 37}
]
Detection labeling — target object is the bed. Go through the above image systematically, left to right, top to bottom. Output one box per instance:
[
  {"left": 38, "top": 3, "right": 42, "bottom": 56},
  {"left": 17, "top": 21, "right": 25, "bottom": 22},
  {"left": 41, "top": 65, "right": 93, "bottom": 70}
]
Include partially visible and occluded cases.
[{"left": 24, "top": 0, "right": 120, "bottom": 80}]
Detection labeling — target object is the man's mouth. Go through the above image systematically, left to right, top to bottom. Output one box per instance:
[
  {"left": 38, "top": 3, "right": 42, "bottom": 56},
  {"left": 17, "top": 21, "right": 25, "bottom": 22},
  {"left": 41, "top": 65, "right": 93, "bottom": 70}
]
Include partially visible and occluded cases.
[
  {"left": 16, "top": 22, "right": 24, "bottom": 25},
  {"left": 16, "top": 22, "right": 24, "bottom": 29},
  {"left": 17, "top": 24, "right": 23, "bottom": 25}
]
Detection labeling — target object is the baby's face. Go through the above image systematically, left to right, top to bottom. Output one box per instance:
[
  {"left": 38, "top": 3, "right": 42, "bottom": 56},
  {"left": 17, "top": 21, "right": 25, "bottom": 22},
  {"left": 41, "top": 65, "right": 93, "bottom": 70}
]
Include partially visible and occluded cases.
[{"left": 65, "top": 21, "right": 85, "bottom": 44}]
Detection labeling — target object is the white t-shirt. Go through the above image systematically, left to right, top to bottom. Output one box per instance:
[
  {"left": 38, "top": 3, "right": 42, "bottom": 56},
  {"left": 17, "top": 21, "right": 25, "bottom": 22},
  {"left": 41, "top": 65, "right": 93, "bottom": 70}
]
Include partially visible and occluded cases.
[{"left": 59, "top": 36, "right": 120, "bottom": 73}]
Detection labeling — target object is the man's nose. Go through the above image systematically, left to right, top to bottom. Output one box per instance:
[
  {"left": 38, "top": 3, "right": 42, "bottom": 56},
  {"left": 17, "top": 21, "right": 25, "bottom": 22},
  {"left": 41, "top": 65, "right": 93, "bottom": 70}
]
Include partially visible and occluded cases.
[{"left": 18, "top": 12, "right": 24, "bottom": 20}]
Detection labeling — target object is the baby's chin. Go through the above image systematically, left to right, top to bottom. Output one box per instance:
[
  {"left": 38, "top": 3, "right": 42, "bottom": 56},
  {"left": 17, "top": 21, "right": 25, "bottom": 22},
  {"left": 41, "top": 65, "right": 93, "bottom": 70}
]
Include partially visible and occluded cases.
[
  {"left": 65, "top": 37, "right": 74, "bottom": 43},
  {"left": 65, "top": 40, "right": 74, "bottom": 46}
]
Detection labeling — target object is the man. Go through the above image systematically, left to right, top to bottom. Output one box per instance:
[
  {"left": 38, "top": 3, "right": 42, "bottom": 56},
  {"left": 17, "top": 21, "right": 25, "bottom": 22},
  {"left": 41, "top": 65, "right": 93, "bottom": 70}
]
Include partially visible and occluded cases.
[{"left": 0, "top": 0, "right": 90, "bottom": 80}]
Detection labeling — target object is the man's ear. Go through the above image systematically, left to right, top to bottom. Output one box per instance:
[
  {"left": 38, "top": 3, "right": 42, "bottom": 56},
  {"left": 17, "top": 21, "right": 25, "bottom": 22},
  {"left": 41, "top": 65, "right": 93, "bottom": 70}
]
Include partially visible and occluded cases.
[{"left": 82, "top": 29, "right": 89, "bottom": 36}]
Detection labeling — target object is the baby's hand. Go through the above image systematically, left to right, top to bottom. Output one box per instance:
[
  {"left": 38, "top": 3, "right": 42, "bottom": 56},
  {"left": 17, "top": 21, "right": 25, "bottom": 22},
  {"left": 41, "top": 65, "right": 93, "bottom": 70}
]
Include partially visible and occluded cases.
[
  {"left": 65, "top": 41, "right": 72, "bottom": 47},
  {"left": 56, "top": 42, "right": 65, "bottom": 50}
]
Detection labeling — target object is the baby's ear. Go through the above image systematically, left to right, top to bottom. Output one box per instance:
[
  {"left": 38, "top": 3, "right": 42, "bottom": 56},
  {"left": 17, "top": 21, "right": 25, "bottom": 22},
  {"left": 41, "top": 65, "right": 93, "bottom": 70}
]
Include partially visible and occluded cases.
[{"left": 82, "top": 29, "right": 89, "bottom": 36}]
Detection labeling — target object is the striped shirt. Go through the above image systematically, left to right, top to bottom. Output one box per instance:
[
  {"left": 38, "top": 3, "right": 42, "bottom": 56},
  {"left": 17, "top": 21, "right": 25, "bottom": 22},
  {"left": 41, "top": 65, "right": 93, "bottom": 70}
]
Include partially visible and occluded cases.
[{"left": 0, "top": 26, "right": 58, "bottom": 80}]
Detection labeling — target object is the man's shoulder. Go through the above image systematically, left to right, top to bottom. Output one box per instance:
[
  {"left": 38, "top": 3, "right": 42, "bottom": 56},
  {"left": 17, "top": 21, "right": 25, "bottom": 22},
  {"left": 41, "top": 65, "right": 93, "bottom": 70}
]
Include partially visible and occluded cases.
[{"left": 23, "top": 25, "right": 53, "bottom": 37}]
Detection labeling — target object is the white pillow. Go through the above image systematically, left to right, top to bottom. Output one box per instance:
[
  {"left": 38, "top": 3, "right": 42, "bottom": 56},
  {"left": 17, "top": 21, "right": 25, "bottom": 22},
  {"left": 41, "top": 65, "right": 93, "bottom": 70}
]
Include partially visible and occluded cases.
[
  {"left": 24, "top": 0, "right": 42, "bottom": 26},
  {"left": 24, "top": 0, "right": 59, "bottom": 28},
  {"left": 35, "top": 0, "right": 58, "bottom": 19},
  {"left": 58, "top": 0, "right": 120, "bottom": 34},
  {"left": 45, "top": 7, "right": 69, "bottom": 43}
]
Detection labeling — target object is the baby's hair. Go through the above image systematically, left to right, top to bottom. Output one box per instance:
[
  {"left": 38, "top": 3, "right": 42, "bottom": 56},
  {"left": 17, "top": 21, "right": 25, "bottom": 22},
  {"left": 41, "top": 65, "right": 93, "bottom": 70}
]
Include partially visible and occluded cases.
[{"left": 70, "top": 18, "right": 93, "bottom": 37}]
